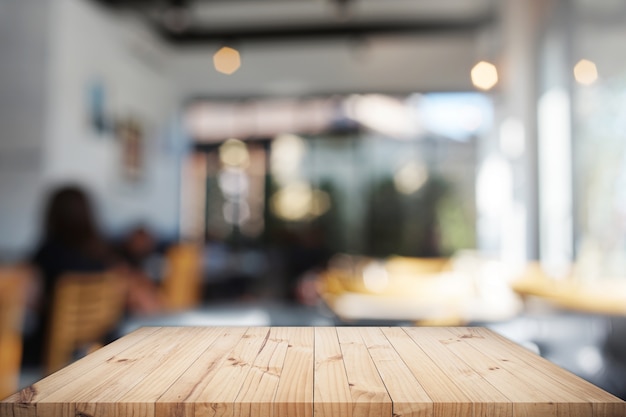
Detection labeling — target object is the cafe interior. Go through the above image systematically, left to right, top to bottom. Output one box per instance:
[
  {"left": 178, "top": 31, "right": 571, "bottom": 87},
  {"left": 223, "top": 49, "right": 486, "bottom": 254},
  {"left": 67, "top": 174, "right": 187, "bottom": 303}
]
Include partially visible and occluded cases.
[{"left": 1, "top": 0, "right": 626, "bottom": 401}]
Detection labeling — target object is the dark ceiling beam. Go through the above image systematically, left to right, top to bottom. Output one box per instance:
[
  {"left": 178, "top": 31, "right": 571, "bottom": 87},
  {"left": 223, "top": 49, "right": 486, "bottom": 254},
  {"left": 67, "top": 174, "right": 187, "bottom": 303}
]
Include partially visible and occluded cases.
[
  {"left": 91, "top": 0, "right": 495, "bottom": 44},
  {"left": 157, "top": 15, "right": 495, "bottom": 45}
]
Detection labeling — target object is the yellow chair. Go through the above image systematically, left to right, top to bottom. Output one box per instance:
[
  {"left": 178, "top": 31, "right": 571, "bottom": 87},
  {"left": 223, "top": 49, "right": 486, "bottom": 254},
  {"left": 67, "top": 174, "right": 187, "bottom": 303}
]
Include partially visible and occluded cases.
[
  {"left": 161, "top": 243, "right": 203, "bottom": 311},
  {"left": 0, "top": 265, "right": 31, "bottom": 400},
  {"left": 45, "top": 272, "right": 126, "bottom": 375}
]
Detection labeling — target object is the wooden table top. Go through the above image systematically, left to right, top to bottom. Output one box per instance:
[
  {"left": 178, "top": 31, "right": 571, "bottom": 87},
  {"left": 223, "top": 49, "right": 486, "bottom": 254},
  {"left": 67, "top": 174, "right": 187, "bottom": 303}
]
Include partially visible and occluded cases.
[{"left": 2, "top": 326, "right": 624, "bottom": 417}]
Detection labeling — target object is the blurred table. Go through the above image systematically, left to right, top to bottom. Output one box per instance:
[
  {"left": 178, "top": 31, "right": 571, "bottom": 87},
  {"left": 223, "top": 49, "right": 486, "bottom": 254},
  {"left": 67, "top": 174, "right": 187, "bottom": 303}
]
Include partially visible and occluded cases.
[
  {"left": 318, "top": 256, "right": 522, "bottom": 325},
  {"left": 512, "top": 274, "right": 626, "bottom": 315},
  {"left": 118, "top": 301, "right": 336, "bottom": 335},
  {"left": 4, "top": 326, "right": 624, "bottom": 416}
]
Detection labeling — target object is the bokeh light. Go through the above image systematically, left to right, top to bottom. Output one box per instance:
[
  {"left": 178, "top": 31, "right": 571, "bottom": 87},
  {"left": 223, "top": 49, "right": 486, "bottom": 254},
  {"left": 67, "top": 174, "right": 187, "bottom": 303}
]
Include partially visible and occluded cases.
[
  {"left": 213, "top": 47, "right": 241, "bottom": 75},
  {"left": 574, "top": 59, "right": 598, "bottom": 86},
  {"left": 471, "top": 61, "right": 498, "bottom": 91},
  {"left": 219, "top": 138, "right": 249, "bottom": 168},
  {"left": 394, "top": 161, "right": 428, "bottom": 195}
]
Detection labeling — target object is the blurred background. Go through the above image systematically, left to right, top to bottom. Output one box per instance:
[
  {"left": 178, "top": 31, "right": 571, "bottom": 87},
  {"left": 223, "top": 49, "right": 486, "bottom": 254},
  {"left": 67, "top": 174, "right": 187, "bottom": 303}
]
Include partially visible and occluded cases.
[{"left": 1, "top": 0, "right": 626, "bottom": 400}]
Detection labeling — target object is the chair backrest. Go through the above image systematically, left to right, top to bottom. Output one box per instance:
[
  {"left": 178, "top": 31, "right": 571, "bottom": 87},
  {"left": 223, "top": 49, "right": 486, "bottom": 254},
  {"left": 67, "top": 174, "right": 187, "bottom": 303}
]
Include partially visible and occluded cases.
[
  {"left": 161, "top": 243, "right": 202, "bottom": 311},
  {"left": 0, "top": 265, "right": 30, "bottom": 400},
  {"left": 45, "top": 272, "right": 126, "bottom": 375}
]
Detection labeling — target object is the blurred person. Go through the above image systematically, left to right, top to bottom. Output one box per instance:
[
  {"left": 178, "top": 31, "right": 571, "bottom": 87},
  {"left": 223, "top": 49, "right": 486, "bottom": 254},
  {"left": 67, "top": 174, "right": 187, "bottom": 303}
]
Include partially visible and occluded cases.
[
  {"left": 23, "top": 185, "right": 162, "bottom": 367},
  {"left": 23, "top": 185, "right": 112, "bottom": 366},
  {"left": 32, "top": 186, "right": 112, "bottom": 296},
  {"left": 114, "top": 225, "right": 164, "bottom": 314},
  {"left": 116, "top": 225, "right": 157, "bottom": 272},
  {"left": 282, "top": 227, "right": 331, "bottom": 304}
]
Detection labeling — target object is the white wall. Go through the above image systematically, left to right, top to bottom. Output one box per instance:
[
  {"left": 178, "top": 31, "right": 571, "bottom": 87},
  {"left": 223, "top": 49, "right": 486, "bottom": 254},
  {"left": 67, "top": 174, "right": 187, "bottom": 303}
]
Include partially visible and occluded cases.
[
  {"left": 0, "top": 0, "right": 52, "bottom": 257},
  {"left": 0, "top": 0, "right": 182, "bottom": 257},
  {"left": 44, "top": 0, "right": 181, "bottom": 240}
]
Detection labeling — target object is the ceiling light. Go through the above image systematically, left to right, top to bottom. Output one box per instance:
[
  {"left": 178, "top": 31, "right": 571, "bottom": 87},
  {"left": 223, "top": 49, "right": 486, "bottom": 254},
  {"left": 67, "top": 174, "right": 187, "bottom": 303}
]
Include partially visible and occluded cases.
[
  {"left": 214, "top": 47, "right": 241, "bottom": 75},
  {"left": 574, "top": 59, "right": 598, "bottom": 85},
  {"left": 471, "top": 61, "right": 498, "bottom": 91}
]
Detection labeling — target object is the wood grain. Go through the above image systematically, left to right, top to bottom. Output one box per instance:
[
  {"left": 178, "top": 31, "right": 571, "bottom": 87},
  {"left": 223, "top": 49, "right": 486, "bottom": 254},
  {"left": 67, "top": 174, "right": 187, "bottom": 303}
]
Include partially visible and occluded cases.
[
  {"left": 1, "top": 326, "right": 624, "bottom": 417},
  {"left": 156, "top": 326, "right": 248, "bottom": 417},
  {"left": 44, "top": 327, "right": 206, "bottom": 417},
  {"left": 116, "top": 327, "right": 224, "bottom": 417},
  {"left": 234, "top": 327, "right": 290, "bottom": 417},
  {"left": 273, "top": 327, "right": 313, "bottom": 417},
  {"left": 313, "top": 327, "right": 352, "bottom": 417},
  {"left": 336, "top": 327, "right": 391, "bottom": 417},
  {"left": 357, "top": 327, "right": 432, "bottom": 417},
  {"left": 381, "top": 327, "right": 473, "bottom": 417},
  {"left": 403, "top": 327, "right": 513, "bottom": 417}
]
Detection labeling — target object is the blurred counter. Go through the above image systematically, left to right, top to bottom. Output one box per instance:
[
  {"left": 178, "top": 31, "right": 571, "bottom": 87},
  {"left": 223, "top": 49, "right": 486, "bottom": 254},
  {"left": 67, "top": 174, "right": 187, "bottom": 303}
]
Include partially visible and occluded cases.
[
  {"left": 317, "top": 253, "right": 523, "bottom": 325},
  {"left": 511, "top": 266, "right": 626, "bottom": 316},
  {"left": 118, "top": 301, "right": 336, "bottom": 336}
]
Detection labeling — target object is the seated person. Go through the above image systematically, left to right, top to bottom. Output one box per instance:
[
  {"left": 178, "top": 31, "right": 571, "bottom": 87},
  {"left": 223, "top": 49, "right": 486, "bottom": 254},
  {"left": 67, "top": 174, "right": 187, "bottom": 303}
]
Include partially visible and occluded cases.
[
  {"left": 23, "top": 185, "right": 162, "bottom": 367},
  {"left": 24, "top": 185, "right": 113, "bottom": 366},
  {"left": 115, "top": 225, "right": 164, "bottom": 315}
]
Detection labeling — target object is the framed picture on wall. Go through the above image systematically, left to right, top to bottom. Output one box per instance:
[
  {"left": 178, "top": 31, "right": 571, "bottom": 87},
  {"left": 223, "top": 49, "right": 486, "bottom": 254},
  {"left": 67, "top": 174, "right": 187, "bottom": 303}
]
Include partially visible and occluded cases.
[{"left": 116, "top": 117, "right": 144, "bottom": 183}]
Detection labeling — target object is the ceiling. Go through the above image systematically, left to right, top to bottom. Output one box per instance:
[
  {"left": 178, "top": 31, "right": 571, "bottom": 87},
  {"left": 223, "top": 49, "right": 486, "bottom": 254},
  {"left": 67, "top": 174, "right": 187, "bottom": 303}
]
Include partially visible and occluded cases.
[{"left": 94, "top": 0, "right": 497, "bottom": 44}]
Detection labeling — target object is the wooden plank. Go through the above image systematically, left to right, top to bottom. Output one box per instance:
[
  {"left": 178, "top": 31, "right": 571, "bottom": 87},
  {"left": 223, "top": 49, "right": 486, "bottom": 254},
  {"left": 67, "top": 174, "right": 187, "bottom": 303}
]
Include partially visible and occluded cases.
[
  {"left": 0, "top": 326, "right": 158, "bottom": 417},
  {"left": 38, "top": 327, "right": 200, "bottom": 417},
  {"left": 66, "top": 327, "right": 208, "bottom": 417},
  {"left": 116, "top": 327, "right": 224, "bottom": 417},
  {"left": 156, "top": 327, "right": 248, "bottom": 417},
  {"left": 191, "top": 327, "right": 272, "bottom": 417},
  {"left": 234, "top": 327, "right": 291, "bottom": 417},
  {"left": 274, "top": 327, "right": 314, "bottom": 417},
  {"left": 314, "top": 327, "right": 352, "bottom": 417},
  {"left": 336, "top": 327, "right": 392, "bottom": 417},
  {"left": 357, "top": 327, "right": 432, "bottom": 417},
  {"left": 381, "top": 327, "right": 473, "bottom": 417},
  {"left": 402, "top": 327, "right": 513, "bottom": 417},
  {"left": 438, "top": 327, "right": 592, "bottom": 417},
  {"left": 458, "top": 328, "right": 624, "bottom": 404},
  {"left": 0, "top": 389, "right": 33, "bottom": 417},
  {"left": 0, "top": 400, "right": 42, "bottom": 417},
  {"left": 593, "top": 402, "right": 626, "bottom": 417}
]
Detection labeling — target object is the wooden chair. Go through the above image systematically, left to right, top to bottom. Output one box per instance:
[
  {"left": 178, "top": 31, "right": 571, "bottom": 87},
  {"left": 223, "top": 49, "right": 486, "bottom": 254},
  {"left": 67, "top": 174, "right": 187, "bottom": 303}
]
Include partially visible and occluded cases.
[
  {"left": 161, "top": 243, "right": 202, "bottom": 311},
  {"left": 0, "top": 265, "right": 31, "bottom": 400},
  {"left": 45, "top": 272, "right": 126, "bottom": 375}
]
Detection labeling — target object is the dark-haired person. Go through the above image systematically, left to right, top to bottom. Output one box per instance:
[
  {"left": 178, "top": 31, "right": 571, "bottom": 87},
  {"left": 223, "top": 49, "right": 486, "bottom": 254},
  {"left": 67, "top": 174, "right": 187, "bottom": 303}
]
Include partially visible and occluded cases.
[{"left": 22, "top": 185, "right": 115, "bottom": 367}]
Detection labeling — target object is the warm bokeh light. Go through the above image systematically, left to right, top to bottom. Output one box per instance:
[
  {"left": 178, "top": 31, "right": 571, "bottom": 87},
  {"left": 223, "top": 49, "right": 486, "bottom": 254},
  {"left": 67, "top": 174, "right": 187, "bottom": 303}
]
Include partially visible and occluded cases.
[
  {"left": 213, "top": 46, "right": 241, "bottom": 75},
  {"left": 574, "top": 59, "right": 598, "bottom": 85},
  {"left": 471, "top": 61, "right": 498, "bottom": 91},
  {"left": 270, "top": 134, "right": 307, "bottom": 185},
  {"left": 219, "top": 138, "right": 249, "bottom": 168},
  {"left": 394, "top": 161, "right": 428, "bottom": 195},
  {"left": 270, "top": 182, "right": 331, "bottom": 221},
  {"left": 271, "top": 182, "right": 314, "bottom": 221},
  {"left": 309, "top": 189, "right": 331, "bottom": 217},
  {"left": 362, "top": 261, "right": 389, "bottom": 293}
]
